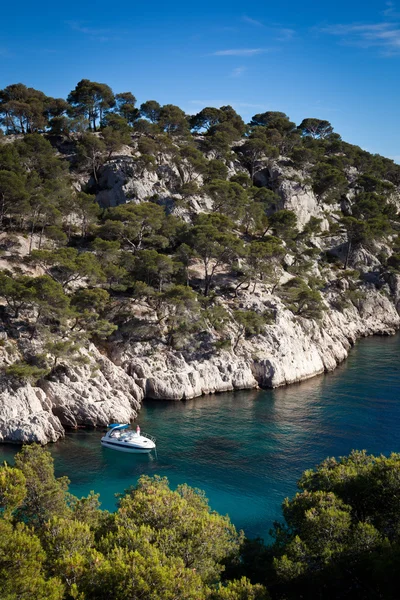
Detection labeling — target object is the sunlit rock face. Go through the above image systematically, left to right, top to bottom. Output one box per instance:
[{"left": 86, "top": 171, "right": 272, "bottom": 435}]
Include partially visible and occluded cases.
[
  {"left": 1, "top": 143, "right": 400, "bottom": 444},
  {"left": 113, "top": 289, "right": 399, "bottom": 401},
  {"left": 0, "top": 346, "right": 144, "bottom": 444}
]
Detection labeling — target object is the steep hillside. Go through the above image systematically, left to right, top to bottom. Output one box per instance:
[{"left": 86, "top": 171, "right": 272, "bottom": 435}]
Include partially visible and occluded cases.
[{"left": 1, "top": 80, "right": 400, "bottom": 442}]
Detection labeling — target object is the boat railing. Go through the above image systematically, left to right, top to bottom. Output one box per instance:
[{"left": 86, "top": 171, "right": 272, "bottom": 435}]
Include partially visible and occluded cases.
[{"left": 141, "top": 432, "right": 156, "bottom": 443}]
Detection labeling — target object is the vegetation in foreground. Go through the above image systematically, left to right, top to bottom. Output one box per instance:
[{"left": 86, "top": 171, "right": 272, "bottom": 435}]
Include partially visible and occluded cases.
[{"left": 1, "top": 446, "right": 400, "bottom": 599}]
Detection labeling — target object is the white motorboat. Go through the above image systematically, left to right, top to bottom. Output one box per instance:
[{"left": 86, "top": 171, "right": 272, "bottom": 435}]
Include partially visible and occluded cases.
[{"left": 101, "top": 424, "right": 156, "bottom": 454}]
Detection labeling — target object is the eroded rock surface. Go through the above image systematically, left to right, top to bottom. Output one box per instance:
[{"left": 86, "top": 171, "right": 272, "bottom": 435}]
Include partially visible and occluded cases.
[
  {"left": 115, "top": 289, "right": 400, "bottom": 399},
  {"left": 0, "top": 345, "right": 143, "bottom": 444}
]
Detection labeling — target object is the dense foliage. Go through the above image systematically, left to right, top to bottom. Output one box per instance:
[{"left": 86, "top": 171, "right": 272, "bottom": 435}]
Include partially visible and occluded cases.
[
  {"left": 0, "top": 79, "right": 400, "bottom": 383},
  {"left": 0, "top": 445, "right": 268, "bottom": 599},
  {"left": 1, "top": 446, "right": 400, "bottom": 599},
  {"left": 268, "top": 450, "right": 400, "bottom": 599}
]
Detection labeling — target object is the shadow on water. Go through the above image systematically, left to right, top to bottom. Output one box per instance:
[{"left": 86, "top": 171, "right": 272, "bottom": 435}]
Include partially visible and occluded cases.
[{"left": 0, "top": 334, "right": 399, "bottom": 539}]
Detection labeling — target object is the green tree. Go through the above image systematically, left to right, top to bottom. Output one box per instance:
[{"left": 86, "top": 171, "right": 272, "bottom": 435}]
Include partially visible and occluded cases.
[
  {"left": 68, "top": 79, "right": 115, "bottom": 130},
  {"left": 0, "top": 83, "right": 55, "bottom": 134},
  {"left": 115, "top": 91, "right": 139, "bottom": 125},
  {"left": 140, "top": 99, "right": 161, "bottom": 123},
  {"left": 158, "top": 104, "right": 189, "bottom": 136},
  {"left": 190, "top": 107, "right": 223, "bottom": 132},
  {"left": 250, "top": 111, "right": 296, "bottom": 136},
  {"left": 102, "top": 112, "right": 131, "bottom": 133},
  {"left": 298, "top": 118, "right": 334, "bottom": 139},
  {"left": 102, "top": 126, "right": 131, "bottom": 160},
  {"left": 17, "top": 133, "right": 67, "bottom": 181},
  {"left": 76, "top": 133, "right": 106, "bottom": 183},
  {"left": 237, "top": 139, "right": 278, "bottom": 182},
  {"left": 175, "top": 145, "right": 207, "bottom": 184},
  {"left": 289, "top": 146, "right": 316, "bottom": 169},
  {"left": 312, "top": 162, "right": 348, "bottom": 204},
  {"left": 0, "top": 170, "right": 28, "bottom": 226},
  {"left": 205, "top": 179, "right": 248, "bottom": 221},
  {"left": 72, "top": 191, "right": 100, "bottom": 237},
  {"left": 27, "top": 193, "right": 62, "bottom": 252},
  {"left": 100, "top": 202, "right": 168, "bottom": 252},
  {"left": 265, "top": 210, "right": 297, "bottom": 241},
  {"left": 189, "top": 214, "right": 245, "bottom": 295},
  {"left": 340, "top": 216, "right": 369, "bottom": 269},
  {"left": 91, "top": 238, "right": 127, "bottom": 290},
  {"left": 235, "top": 239, "right": 284, "bottom": 295},
  {"left": 30, "top": 248, "right": 103, "bottom": 289},
  {"left": 134, "top": 249, "right": 176, "bottom": 291},
  {"left": 0, "top": 271, "right": 36, "bottom": 317},
  {"left": 25, "top": 275, "right": 70, "bottom": 338},
  {"left": 279, "top": 277, "right": 324, "bottom": 319},
  {"left": 155, "top": 284, "right": 200, "bottom": 348},
  {"left": 70, "top": 287, "right": 114, "bottom": 338},
  {"left": 232, "top": 310, "right": 268, "bottom": 351},
  {"left": 43, "top": 339, "right": 84, "bottom": 369},
  {"left": 14, "top": 444, "right": 70, "bottom": 529},
  {"left": 271, "top": 451, "right": 400, "bottom": 599},
  {"left": 0, "top": 464, "right": 26, "bottom": 519},
  {"left": 114, "top": 475, "right": 242, "bottom": 583},
  {"left": 43, "top": 516, "right": 94, "bottom": 593},
  {"left": 0, "top": 520, "right": 64, "bottom": 599},
  {"left": 82, "top": 543, "right": 206, "bottom": 600},
  {"left": 209, "top": 577, "right": 270, "bottom": 600}
]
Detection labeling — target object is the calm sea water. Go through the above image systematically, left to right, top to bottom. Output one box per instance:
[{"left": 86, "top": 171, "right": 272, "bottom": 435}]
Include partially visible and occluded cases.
[{"left": 0, "top": 334, "right": 399, "bottom": 539}]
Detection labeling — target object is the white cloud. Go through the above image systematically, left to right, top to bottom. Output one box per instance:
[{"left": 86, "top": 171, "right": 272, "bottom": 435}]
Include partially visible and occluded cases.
[
  {"left": 383, "top": 1, "right": 400, "bottom": 17},
  {"left": 242, "top": 15, "right": 264, "bottom": 27},
  {"left": 241, "top": 17, "right": 295, "bottom": 40},
  {"left": 65, "top": 20, "right": 121, "bottom": 42},
  {"left": 66, "top": 21, "right": 110, "bottom": 35},
  {"left": 320, "top": 21, "right": 400, "bottom": 52},
  {"left": 276, "top": 28, "right": 295, "bottom": 40},
  {"left": 212, "top": 48, "right": 267, "bottom": 56},
  {"left": 231, "top": 66, "right": 247, "bottom": 77}
]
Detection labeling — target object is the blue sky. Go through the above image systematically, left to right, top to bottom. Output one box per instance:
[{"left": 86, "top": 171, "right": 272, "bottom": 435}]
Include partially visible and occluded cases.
[{"left": 1, "top": 0, "right": 399, "bottom": 160}]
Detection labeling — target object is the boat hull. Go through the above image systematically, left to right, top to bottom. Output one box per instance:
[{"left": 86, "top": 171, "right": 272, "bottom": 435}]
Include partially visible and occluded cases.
[{"left": 101, "top": 439, "right": 154, "bottom": 454}]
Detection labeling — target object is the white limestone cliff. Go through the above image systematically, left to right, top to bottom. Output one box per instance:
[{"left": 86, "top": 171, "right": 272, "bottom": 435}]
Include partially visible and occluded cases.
[
  {"left": 1, "top": 148, "right": 400, "bottom": 444},
  {"left": 0, "top": 345, "right": 143, "bottom": 444}
]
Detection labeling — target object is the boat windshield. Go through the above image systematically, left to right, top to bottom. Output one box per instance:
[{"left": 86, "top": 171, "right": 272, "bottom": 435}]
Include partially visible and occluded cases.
[{"left": 109, "top": 429, "right": 140, "bottom": 439}]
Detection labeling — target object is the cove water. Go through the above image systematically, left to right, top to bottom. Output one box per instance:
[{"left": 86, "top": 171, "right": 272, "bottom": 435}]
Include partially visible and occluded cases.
[{"left": 0, "top": 334, "right": 399, "bottom": 539}]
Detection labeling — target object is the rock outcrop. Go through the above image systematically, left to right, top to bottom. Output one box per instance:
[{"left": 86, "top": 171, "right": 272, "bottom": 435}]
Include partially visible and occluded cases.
[
  {"left": 1, "top": 275, "right": 399, "bottom": 445},
  {"left": 114, "top": 289, "right": 400, "bottom": 399},
  {"left": 0, "top": 345, "right": 143, "bottom": 444},
  {"left": 126, "top": 352, "right": 258, "bottom": 400},
  {"left": 0, "top": 385, "right": 64, "bottom": 444}
]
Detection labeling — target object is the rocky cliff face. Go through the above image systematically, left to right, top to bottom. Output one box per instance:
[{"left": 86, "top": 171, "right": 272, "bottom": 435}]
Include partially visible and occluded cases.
[
  {"left": 1, "top": 145, "right": 400, "bottom": 444},
  {"left": 3, "top": 285, "right": 398, "bottom": 444},
  {"left": 113, "top": 287, "right": 399, "bottom": 399},
  {"left": 0, "top": 345, "right": 143, "bottom": 443}
]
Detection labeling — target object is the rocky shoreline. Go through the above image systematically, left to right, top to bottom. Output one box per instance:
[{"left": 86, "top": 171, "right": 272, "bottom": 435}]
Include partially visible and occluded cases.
[
  {"left": 1, "top": 128, "right": 400, "bottom": 445},
  {"left": 1, "top": 286, "right": 398, "bottom": 445}
]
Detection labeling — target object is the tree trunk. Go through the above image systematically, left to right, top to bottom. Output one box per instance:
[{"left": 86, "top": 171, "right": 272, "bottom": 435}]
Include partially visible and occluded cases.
[
  {"left": 92, "top": 159, "right": 99, "bottom": 183},
  {"left": 0, "top": 194, "right": 6, "bottom": 228},
  {"left": 29, "top": 221, "right": 35, "bottom": 254},
  {"left": 38, "top": 224, "right": 45, "bottom": 250},
  {"left": 344, "top": 238, "right": 352, "bottom": 269},
  {"left": 204, "top": 276, "right": 210, "bottom": 297},
  {"left": 233, "top": 328, "right": 244, "bottom": 352}
]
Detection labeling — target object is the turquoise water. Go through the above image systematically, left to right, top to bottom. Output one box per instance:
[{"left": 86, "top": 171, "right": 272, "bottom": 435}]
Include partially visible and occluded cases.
[{"left": 0, "top": 334, "right": 399, "bottom": 539}]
